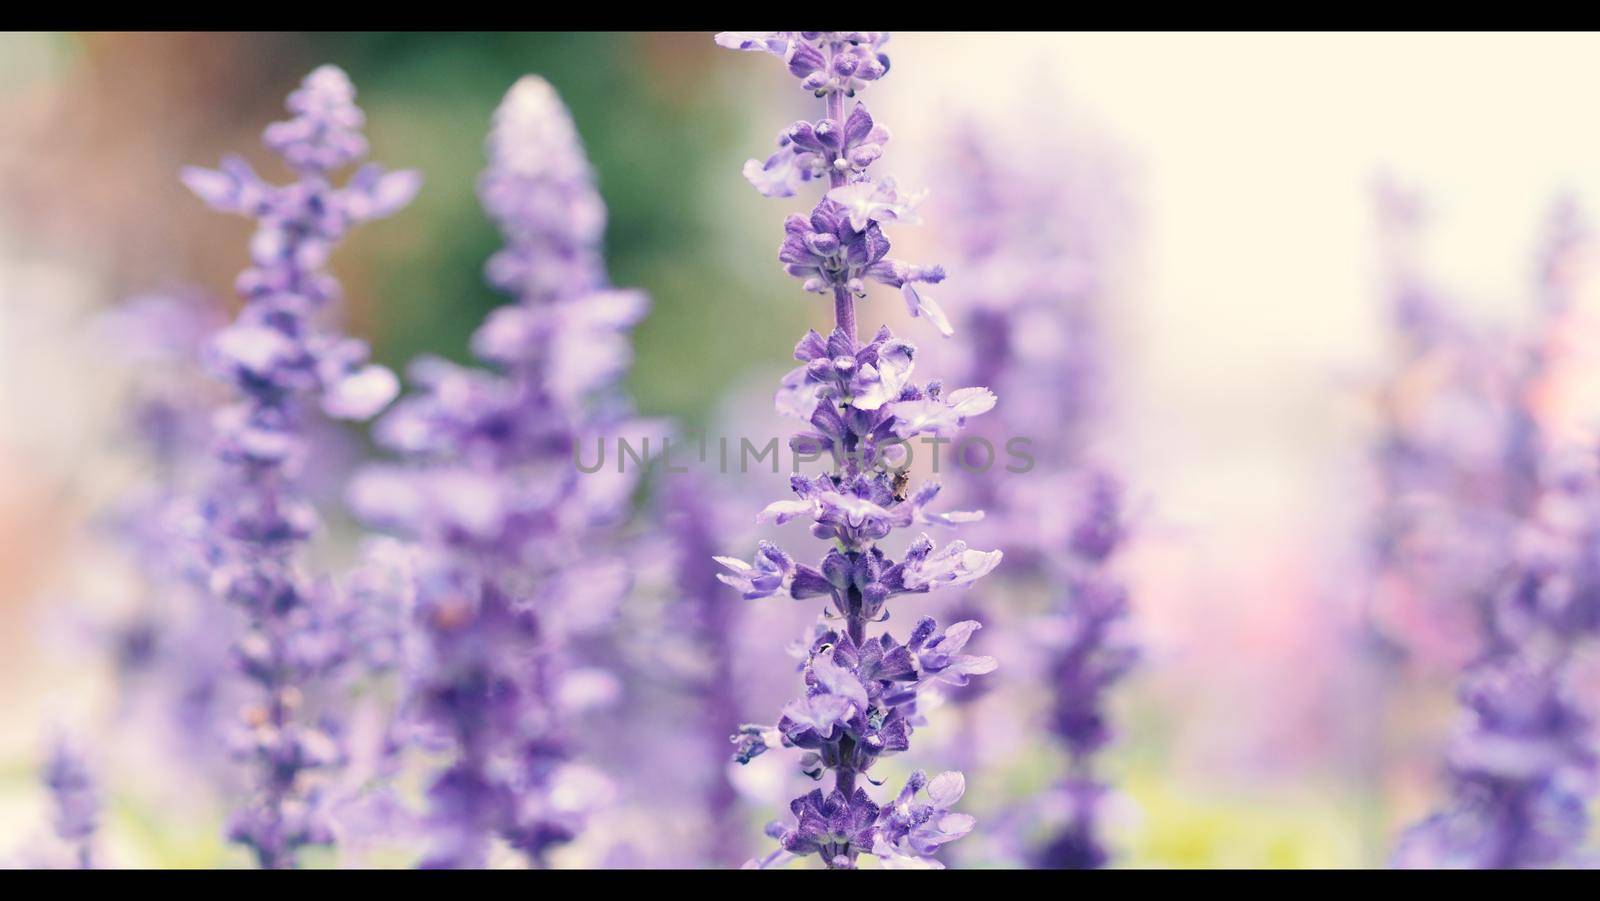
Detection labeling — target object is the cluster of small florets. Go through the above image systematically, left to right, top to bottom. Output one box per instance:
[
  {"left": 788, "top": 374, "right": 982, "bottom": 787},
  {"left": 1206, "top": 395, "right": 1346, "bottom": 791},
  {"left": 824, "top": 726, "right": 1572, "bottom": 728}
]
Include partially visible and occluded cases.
[
  {"left": 715, "top": 30, "right": 1001, "bottom": 870},
  {"left": 716, "top": 32, "right": 891, "bottom": 97},
  {"left": 719, "top": 32, "right": 952, "bottom": 335},
  {"left": 184, "top": 71, "right": 417, "bottom": 426},
  {"left": 933, "top": 128, "right": 1139, "bottom": 868},
  {"left": 777, "top": 196, "right": 943, "bottom": 303},
  {"left": 1391, "top": 202, "right": 1600, "bottom": 869},
  {"left": 1035, "top": 471, "right": 1139, "bottom": 868},
  {"left": 1395, "top": 512, "right": 1600, "bottom": 867},
  {"left": 1396, "top": 654, "right": 1593, "bottom": 868},
  {"left": 772, "top": 768, "right": 976, "bottom": 870}
]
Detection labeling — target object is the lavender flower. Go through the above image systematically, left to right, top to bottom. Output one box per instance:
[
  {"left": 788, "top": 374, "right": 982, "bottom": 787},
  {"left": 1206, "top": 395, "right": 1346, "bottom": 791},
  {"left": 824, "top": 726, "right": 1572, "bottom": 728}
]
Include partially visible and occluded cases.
[
  {"left": 716, "top": 31, "right": 999, "bottom": 870},
  {"left": 182, "top": 65, "right": 420, "bottom": 868},
  {"left": 348, "top": 75, "right": 647, "bottom": 868},
  {"left": 932, "top": 125, "right": 1138, "bottom": 868},
  {"left": 1353, "top": 181, "right": 1511, "bottom": 848},
  {"left": 1393, "top": 200, "right": 1600, "bottom": 868},
  {"left": 92, "top": 292, "right": 236, "bottom": 754},
  {"left": 1394, "top": 464, "right": 1600, "bottom": 867},
  {"left": 1028, "top": 472, "right": 1139, "bottom": 869},
  {"left": 41, "top": 741, "right": 99, "bottom": 869},
  {"left": 872, "top": 770, "right": 975, "bottom": 868}
]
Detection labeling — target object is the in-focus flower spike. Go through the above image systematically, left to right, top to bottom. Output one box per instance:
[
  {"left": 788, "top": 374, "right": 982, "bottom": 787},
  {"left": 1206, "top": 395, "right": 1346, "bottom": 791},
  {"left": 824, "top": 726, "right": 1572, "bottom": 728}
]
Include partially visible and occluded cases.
[
  {"left": 718, "top": 31, "right": 997, "bottom": 869},
  {"left": 722, "top": 32, "right": 945, "bottom": 340},
  {"left": 183, "top": 65, "right": 418, "bottom": 869},
  {"left": 348, "top": 75, "right": 648, "bottom": 868}
]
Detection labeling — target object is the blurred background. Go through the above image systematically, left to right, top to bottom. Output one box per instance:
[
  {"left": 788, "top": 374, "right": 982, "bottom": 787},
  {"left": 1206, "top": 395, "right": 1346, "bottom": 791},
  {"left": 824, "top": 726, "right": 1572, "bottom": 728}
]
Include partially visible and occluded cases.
[{"left": 4, "top": 31, "right": 1600, "bottom": 868}]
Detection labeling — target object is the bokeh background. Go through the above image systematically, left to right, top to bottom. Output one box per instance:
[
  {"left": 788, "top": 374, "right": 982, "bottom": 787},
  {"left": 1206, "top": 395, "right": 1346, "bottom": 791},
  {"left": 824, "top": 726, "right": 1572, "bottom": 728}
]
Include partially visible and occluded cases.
[{"left": 5, "top": 31, "right": 1600, "bottom": 868}]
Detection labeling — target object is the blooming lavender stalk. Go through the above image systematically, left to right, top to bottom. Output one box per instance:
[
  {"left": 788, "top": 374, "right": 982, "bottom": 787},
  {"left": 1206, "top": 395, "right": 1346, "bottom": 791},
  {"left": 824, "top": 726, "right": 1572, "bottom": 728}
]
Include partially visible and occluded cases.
[
  {"left": 715, "top": 31, "right": 1000, "bottom": 870},
  {"left": 181, "top": 65, "right": 421, "bottom": 868},
  {"left": 349, "top": 76, "right": 647, "bottom": 868},
  {"left": 937, "top": 132, "right": 1136, "bottom": 867},
  {"left": 1359, "top": 182, "right": 1533, "bottom": 863},
  {"left": 1393, "top": 200, "right": 1599, "bottom": 868},
  {"left": 1393, "top": 455, "right": 1600, "bottom": 868},
  {"left": 1033, "top": 473, "right": 1138, "bottom": 868},
  {"left": 41, "top": 741, "right": 99, "bottom": 869}
]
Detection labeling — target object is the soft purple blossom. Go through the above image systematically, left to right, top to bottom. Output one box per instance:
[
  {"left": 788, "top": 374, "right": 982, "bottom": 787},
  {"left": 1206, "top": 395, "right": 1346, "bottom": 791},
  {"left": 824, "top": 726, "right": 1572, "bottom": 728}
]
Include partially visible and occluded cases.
[
  {"left": 182, "top": 65, "right": 418, "bottom": 869},
  {"left": 348, "top": 76, "right": 645, "bottom": 868},
  {"left": 928, "top": 127, "right": 1139, "bottom": 868},
  {"left": 1367, "top": 179, "right": 1520, "bottom": 618},
  {"left": 1392, "top": 199, "right": 1600, "bottom": 868},
  {"left": 91, "top": 292, "right": 236, "bottom": 762},
  {"left": 887, "top": 387, "right": 995, "bottom": 439},
  {"left": 1395, "top": 453, "right": 1600, "bottom": 868},
  {"left": 1019, "top": 473, "right": 1141, "bottom": 869},
  {"left": 645, "top": 477, "right": 753, "bottom": 865},
  {"left": 899, "top": 538, "right": 1005, "bottom": 591},
  {"left": 714, "top": 541, "right": 794, "bottom": 600},
  {"left": 906, "top": 618, "right": 998, "bottom": 689},
  {"left": 1395, "top": 641, "right": 1595, "bottom": 868}
]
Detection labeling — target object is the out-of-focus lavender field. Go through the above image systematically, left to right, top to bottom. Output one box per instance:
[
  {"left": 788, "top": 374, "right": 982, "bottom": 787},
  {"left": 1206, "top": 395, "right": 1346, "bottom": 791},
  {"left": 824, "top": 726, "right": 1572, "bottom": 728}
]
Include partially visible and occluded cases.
[{"left": 4, "top": 31, "right": 1600, "bottom": 869}]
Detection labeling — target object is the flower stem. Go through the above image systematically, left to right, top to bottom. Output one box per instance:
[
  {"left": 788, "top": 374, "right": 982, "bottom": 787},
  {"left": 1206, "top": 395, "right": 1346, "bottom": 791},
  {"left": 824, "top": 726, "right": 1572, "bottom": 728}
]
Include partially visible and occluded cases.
[
  {"left": 824, "top": 55, "right": 856, "bottom": 343},
  {"left": 834, "top": 287, "right": 856, "bottom": 346},
  {"left": 834, "top": 735, "right": 857, "bottom": 796}
]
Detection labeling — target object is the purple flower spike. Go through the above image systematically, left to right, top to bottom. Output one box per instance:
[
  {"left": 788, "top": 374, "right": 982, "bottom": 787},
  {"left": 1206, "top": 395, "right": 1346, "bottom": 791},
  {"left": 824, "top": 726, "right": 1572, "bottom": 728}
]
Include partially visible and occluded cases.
[
  {"left": 718, "top": 31, "right": 997, "bottom": 869},
  {"left": 183, "top": 65, "right": 418, "bottom": 869},
  {"left": 351, "top": 75, "right": 648, "bottom": 868},
  {"left": 930, "top": 126, "right": 1142, "bottom": 868},
  {"left": 1392, "top": 198, "right": 1600, "bottom": 869},
  {"left": 1033, "top": 483, "right": 1139, "bottom": 869}
]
